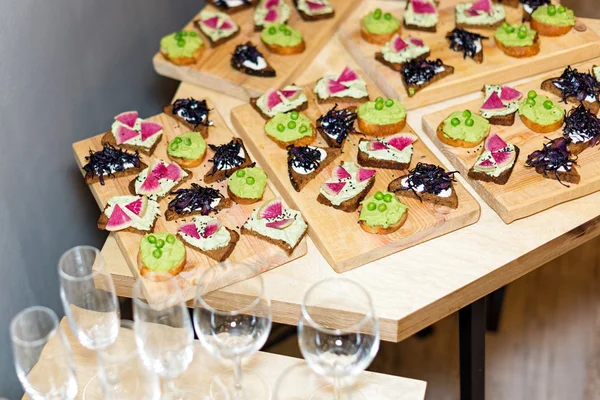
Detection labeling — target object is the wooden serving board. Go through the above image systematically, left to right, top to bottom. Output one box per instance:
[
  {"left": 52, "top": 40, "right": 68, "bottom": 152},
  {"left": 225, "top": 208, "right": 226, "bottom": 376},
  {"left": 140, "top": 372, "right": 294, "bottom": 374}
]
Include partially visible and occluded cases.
[
  {"left": 152, "top": 0, "right": 360, "bottom": 101},
  {"left": 338, "top": 0, "right": 600, "bottom": 110},
  {"left": 422, "top": 59, "right": 600, "bottom": 224},
  {"left": 230, "top": 73, "right": 481, "bottom": 273},
  {"left": 72, "top": 99, "right": 307, "bottom": 303}
]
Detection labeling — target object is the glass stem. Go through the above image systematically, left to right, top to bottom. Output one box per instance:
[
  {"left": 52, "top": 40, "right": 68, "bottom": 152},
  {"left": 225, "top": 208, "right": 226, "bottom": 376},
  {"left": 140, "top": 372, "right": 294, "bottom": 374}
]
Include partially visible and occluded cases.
[
  {"left": 232, "top": 356, "right": 244, "bottom": 398},
  {"left": 334, "top": 376, "right": 343, "bottom": 400}
]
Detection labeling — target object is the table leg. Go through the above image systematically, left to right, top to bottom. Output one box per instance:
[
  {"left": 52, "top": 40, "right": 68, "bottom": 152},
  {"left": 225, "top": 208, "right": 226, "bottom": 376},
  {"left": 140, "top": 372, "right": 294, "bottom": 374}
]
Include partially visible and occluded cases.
[
  {"left": 486, "top": 286, "right": 506, "bottom": 332},
  {"left": 459, "top": 297, "right": 486, "bottom": 400}
]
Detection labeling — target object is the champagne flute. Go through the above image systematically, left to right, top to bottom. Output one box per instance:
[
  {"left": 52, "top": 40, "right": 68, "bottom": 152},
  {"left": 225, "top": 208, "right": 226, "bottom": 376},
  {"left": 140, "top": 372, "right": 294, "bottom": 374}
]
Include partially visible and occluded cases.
[
  {"left": 58, "top": 245, "right": 120, "bottom": 399},
  {"left": 194, "top": 261, "right": 272, "bottom": 400},
  {"left": 133, "top": 276, "right": 195, "bottom": 400},
  {"left": 298, "top": 278, "right": 380, "bottom": 400},
  {"left": 11, "top": 306, "right": 77, "bottom": 400},
  {"left": 97, "top": 319, "right": 161, "bottom": 400}
]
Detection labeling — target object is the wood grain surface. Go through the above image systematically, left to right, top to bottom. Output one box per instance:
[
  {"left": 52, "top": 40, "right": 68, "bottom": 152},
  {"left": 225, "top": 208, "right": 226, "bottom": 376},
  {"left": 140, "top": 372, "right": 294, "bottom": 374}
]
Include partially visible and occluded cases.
[{"left": 338, "top": 0, "right": 600, "bottom": 110}]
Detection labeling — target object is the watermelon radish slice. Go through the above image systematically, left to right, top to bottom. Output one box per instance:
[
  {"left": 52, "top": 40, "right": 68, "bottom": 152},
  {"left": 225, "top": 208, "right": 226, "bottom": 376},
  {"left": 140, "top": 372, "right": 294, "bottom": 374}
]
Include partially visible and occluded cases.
[
  {"left": 264, "top": 0, "right": 280, "bottom": 7},
  {"left": 306, "top": 0, "right": 326, "bottom": 10},
  {"left": 412, "top": 0, "right": 436, "bottom": 14},
  {"left": 468, "top": 0, "right": 491, "bottom": 14},
  {"left": 264, "top": 8, "right": 279, "bottom": 22},
  {"left": 201, "top": 16, "right": 219, "bottom": 29},
  {"left": 220, "top": 20, "right": 235, "bottom": 30},
  {"left": 392, "top": 35, "right": 408, "bottom": 53},
  {"left": 408, "top": 37, "right": 425, "bottom": 47},
  {"left": 337, "top": 67, "right": 359, "bottom": 84},
  {"left": 327, "top": 79, "right": 348, "bottom": 94},
  {"left": 500, "top": 86, "right": 522, "bottom": 101},
  {"left": 280, "top": 89, "right": 300, "bottom": 99},
  {"left": 266, "top": 90, "right": 283, "bottom": 110},
  {"left": 481, "top": 92, "right": 505, "bottom": 111},
  {"left": 115, "top": 111, "right": 138, "bottom": 128},
  {"left": 140, "top": 121, "right": 162, "bottom": 141},
  {"left": 115, "top": 125, "right": 139, "bottom": 144},
  {"left": 386, "top": 133, "right": 417, "bottom": 151},
  {"left": 485, "top": 134, "right": 508, "bottom": 152},
  {"left": 367, "top": 140, "right": 388, "bottom": 151},
  {"left": 491, "top": 149, "right": 515, "bottom": 166},
  {"left": 478, "top": 159, "right": 494, "bottom": 167},
  {"left": 152, "top": 162, "right": 169, "bottom": 178},
  {"left": 164, "top": 163, "right": 183, "bottom": 181},
  {"left": 332, "top": 165, "right": 351, "bottom": 180},
  {"left": 357, "top": 169, "right": 376, "bottom": 183},
  {"left": 138, "top": 173, "right": 160, "bottom": 194},
  {"left": 323, "top": 181, "right": 346, "bottom": 196},
  {"left": 125, "top": 196, "right": 148, "bottom": 217},
  {"left": 259, "top": 198, "right": 283, "bottom": 219},
  {"left": 106, "top": 205, "right": 133, "bottom": 231},
  {"left": 266, "top": 218, "right": 294, "bottom": 229},
  {"left": 202, "top": 220, "right": 222, "bottom": 238},
  {"left": 179, "top": 223, "right": 201, "bottom": 239}
]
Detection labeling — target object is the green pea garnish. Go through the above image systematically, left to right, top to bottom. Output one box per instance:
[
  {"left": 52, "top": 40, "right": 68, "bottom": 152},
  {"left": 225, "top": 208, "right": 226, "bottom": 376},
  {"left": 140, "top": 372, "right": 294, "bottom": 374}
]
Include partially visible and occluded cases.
[
  {"left": 548, "top": 4, "right": 556, "bottom": 16},
  {"left": 558, "top": 6, "right": 566, "bottom": 13},
  {"left": 374, "top": 8, "right": 382, "bottom": 19},
  {"left": 384, "top": 13, "right": 392, "bottom": 20},
  {"left": 502, "top": 22, "right": 510, "bottom": 30},
  {"left": 279, "top": 24, "right": 287, "bottom": 32},
  {"left": 519, "top": 24, "right": 528, "bottom": 32},
  {"left": 506, "top": 26, "right": 515, "bottom": 34},
  {"left": 268, "top": 27, "right": 277, "bottom": 35},
  {"left": 284, "top": 30, "right": 292, "bottom": 36},
  {"left": 517, "top": 30, "right": 527, "bottom": 39},
  {"left": 181, "top": 31, "right": 188, "bottom": 36},
  {"left": 188, "top": 31, "right": 198, "bottom": 37},
  {"left": 177, "top": 39, "right": 186, "bottom": 47},
  {"left": 408, "top": 87, "right": 416, "bottom": 96},
  {"left": 527, "top": 90, "right": 537, "bottom": 99},
  {"left": 375, "top": 96, "right": 384, "bottom": 103},
  {"left": 526, "top": 98, "right": 536, "bottom": 106},
  {"left": 385, "top": 99, "right": 394, "bottom": 107},
  {"left": 543, "top": 100, "right": 553, "bottom": 110},
  {"left": 375, "top": 102, "right": 384, "bottom": 111},
  {"left": 463, "top": 110, "right": 472, "bottom": 118},
  {"left": 290, "top": 111, "right": 299, "bottom": 120},
  {"left": 451, "top": 118, "right": 460, "bottom": 127},
  {"left": 465, "top": 118, "right": 474, "bottom": 127},
  {"left": 287, "top": 121, "right": 297, "bottom": 129},
  {"left": 277, "top": 123, "right": 285, "bottom": 132},
  {"left": 299, "top": 125, "right": 308, "bottom": 133},
  {"left": 174, "top": 137, "right": 182, "bottom": 144},
  {"left": 184, "top": 138, "right": 192, "bottom": 146},
  {"left": 170, "top": 142, "right": 179, "bottom": 151},
  {"left": 236, "top": 169, "right": 246, "bottom": 177},
  {"left": 246, "top": 176, "right": 256, "bottom": 185},
  {"left": 374, "top": 191, "right": 384, "bottom": 200},
  {"left": 383, "top": 193, "right": 393, "bottom": 203},
  {"left": 367, "top": 202, "right": 377, "bottom": 211},
  {"left": 378, "top": 203, "right": 387, "bottom": 212},
  {"left": 166, "top": 234, "right": 176, "bottom": 244},
  {"left": 147, "top": 235, "right": 157, "bottom": 244},
  {"left": 156, "top": 239, "right": 165, "bottom": 249},
  {"left": 153, "top": 249, "right": 162, "bottom": 259}
]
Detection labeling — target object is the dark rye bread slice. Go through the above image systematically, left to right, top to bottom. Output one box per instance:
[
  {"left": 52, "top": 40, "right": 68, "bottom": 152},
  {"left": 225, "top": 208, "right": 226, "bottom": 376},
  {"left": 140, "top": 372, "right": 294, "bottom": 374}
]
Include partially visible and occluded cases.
[
  {"left": 206, "top": 0, "right": 257, "bottom": 14},
  {"left": 292, "top": 0, "right": 335, "bottom": 21},
  {"left": 494, "top": 0, "right": 519, "bottom": 7},
  {"left": 455, "top": 18, "right": 505, "bottom": 30},
  {"left": 194, "top": 20, "right": 240, "bottom": 47},
  {"left": 403, "top": 21, "right": 437, "bottom": 33},
  {"left": 375, "top": 51, "right": 431, "bottom": 71},
  {"left": 232, "top": 57, "right": 276, "bottom": 77},
  {"left": 402, "top": 64, "right": 455, "bottom": 97},
  {"left": 540, "top": 78, "right": 600, "bottom": 114},
  {"left": 317, "top": 94, "right": 369, "bottom": 105},
  {"left": 250, "top": 96, "right": 309, "bottom": 120},
  {"left": 163, "top": 105, "right": 210, "bottom": 138},
  {"left": 485, "top": 112, "right": 516, "bottom": 126},
  {"left": 317, "top": 126, "right": 346, "bottom": 148},
  {"left": 101, "top": 130, "right": 162, "bottom": 157},
  {"left": 204, "top": 139, "right": 253, "bottom": 184},
  {"left": 357, "top": 139, "right": 411, "bottom": 170},
  {"left": 568, "top": 140, "right": 593, "bottom": 156},
  {"left": 467, "top": 146, "right": 520, "bottom": 185},
  {"left": 288, "top": 147, "right": 342, "bottom": 192},
  {"left": 84, "top": 161, "right": 147, "bottom": 185},
  {"left": 534, "top": 165, "right": 581, "bottom": 185},
  {"left": 128, "top": 168, "right": 194, "bottom": 200},
  {"left": 316, "top": 176, "right": 375, "bottom": 212},
  {"left": 388, "top": 176, "right": 459, "bottom": 209},
  {"left": 164, "top": 197, "right": 233, "bottom": 222},
  {"left": 97, "top": 208, "right": 158, "bottom": 234},
  {"left": 241, "top": 225, "right": 308, "bottom": 255},
  {"left": 182, "top": 228, "right": 240, "bottom": 262}
]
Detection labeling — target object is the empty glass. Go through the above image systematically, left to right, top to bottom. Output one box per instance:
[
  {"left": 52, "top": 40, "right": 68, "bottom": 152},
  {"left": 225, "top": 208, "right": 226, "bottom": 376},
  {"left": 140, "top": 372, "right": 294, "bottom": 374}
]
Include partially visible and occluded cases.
[
  {"left": 194, "top": 261, "right": 272, "bottom": 400},
  {"left": 133, "top": 276, "right": 195, "bottom": 400},
  {"left": 298, "top": 278, "right": 380, "bottom": 400},
  {"left": 11, "top": 306, "right": 77, "bottom": 400}
]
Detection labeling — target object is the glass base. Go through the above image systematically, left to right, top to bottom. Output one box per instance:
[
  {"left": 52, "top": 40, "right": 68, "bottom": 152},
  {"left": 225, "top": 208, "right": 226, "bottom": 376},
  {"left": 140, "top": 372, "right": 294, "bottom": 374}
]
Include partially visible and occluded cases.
[
  {"left": 210, "top": 368, "right": 271, "bottom": 400},
  {"left": 82, "top": 375, "right": 103, "bottom": 400},
  {"left": 309, "top": 385, "right": 367, "bottom": 400}
]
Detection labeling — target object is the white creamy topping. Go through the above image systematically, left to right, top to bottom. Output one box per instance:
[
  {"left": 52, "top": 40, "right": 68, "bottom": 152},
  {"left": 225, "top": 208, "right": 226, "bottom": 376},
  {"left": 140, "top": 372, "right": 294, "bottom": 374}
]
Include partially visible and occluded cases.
[
  {"left": 224, "top": 0, "right": 245, "bottom": 6},
  {"left": 297, "top": 0, "right": 334, "bottom": 15},
  {"left": 403, "top": 0, "right": 439, "bottom": 27},
  {"left": 254, "top": 2, "right": 291, "bottom": 25},
  {"left": 455, "top": 3, "right": 506, "bottom": 25},
  {"left": 523, "top": 4, "right": 533, "bottom": 14},
  {"left": 198, "top": 10, "right": 238, "bottom": 42},
  {"left": 381, "top": 37, "right": 430, "bottom": 64},
  {"left": 243, "top": 57, "right": 267, "bottom": 70},
  {"left": 415, "top": 65, "right": 444, "bottom": 85},
  {"left": 314, "top": 74, "right": 368, "bottom": 100},
  {"left": 554, "top": 82, "right": 598, "bottom": 103},
  {"left": 480, "top": 84, "right": 520, "bottom": 118},
  {"left": 256, "top": 85, "right": 308, "bottom": 117},
  {"left": 111, "top": 118, "right": 162, "bottom": 148},
  {"left": 358, "top": 140, "right": 413, "bottom": 163},
  {"left": 472, "top": 144, "right": 516, "bottom": 177},
  {"left": 291, "top": 147, "right": 326, "bottom": 174},
  {"left": 134, "top": 160, "right": 188, "bottom": 200},
  {"left": 108, "top": 162, "right": 135, "bottom": 174},
  {"left": 319, "top": 162, "right": 372, "bottom": 206},
  {"left": 401, "top": 177, "right": 451, "bottom": 198},
  {"left": 104, "top": 195, "right": 161, "bottom": 231},
  {"left": 243, "top": 206, "right": 307, "bottom": 248},
  {"left": 178, "top": 216, "right": 232, "bottom": 251}
]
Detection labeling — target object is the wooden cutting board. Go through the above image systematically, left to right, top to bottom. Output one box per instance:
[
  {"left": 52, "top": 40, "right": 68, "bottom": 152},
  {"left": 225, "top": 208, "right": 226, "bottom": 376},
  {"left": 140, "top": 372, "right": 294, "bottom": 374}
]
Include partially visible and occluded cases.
[
  {"left": 152, "top": 0, "right": 360, "bottom": 101},
  {"left": 338, "top": 0, "right": 600, "bottom": 110},
  {"left": 422, "top": 59, "right": 600, "bottom": 224},
  {"left": 230, "top": 73, "right": 481, "bottom": 272},
  {"left": 72, "top": 99, "right": 307, "bottom": 304}
]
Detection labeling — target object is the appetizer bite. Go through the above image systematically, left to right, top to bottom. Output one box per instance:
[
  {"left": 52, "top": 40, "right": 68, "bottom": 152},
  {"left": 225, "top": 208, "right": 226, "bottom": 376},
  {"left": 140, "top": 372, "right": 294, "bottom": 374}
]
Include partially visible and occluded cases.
[
  {"left": 207, "top": 0, "right": 257, "bottom": 14},
  {"left": 254, "top": 0, "right": 291, "bottom": 31},
  {"left": 294, "top": 0, "right": 335, "bottom": 21},
  {"left": 404, "top": 0, "right": 439, "bottom": 33},
  {"left": 455, "top": 0, "right": 506, "bottom": 30},
  {"left": 493, "top": 0, "right": 519, "bottom": 8},
  {"left": 521, "top": 0, "right": 550, "bottom": 22},
  {"left": 531, "top": 4, "right": 575, "bottom": 36},
  {"left": 361, "top": 8, "right": 402, "bottom": 45},
  {"left": 195, "top": 10, "right": 239, "bottom": 47},
  {"left": 261, "top": 23, "right": 305, "bottom": 55},
  {"left": 494, "top": 23, "right": 540, "bottom": 58},
  {"left": 446, "top": 28, "right": 488, "bottom": 64},
  {"left": 160, "top": 31, "right": 204, "bottom": 66},
  {"left": 375, "top": 35, "right": 430, "bottom": 71},
  {"left": 231, "top": 42, "right": 276, "bottom": 77},
  {"left": 401, "top": 59, "right": 454, "bottom": 97},
  {"left": 540, "top": 66, "right": 600, "bottom": 114},
  {"left": 314, "top": 67, "right": 369, "bottom": 104},
  {"left": 480, "top": 84, "right": 522, "bottom": 125},
  {"left": 252, "top": 85, "right": 308, "bottom": 119},
  {"left": 518, "top": 90, "right": 565, "bottom": 133},
  {"left": 357, "top": 97, "right": 407, "bottom": 135},
  {"left": 163, "top": 98, "right": 212, "bottom": 137},
  {"left": 563, "top": 104, "right": 600, "bottom": 155},
  {"left": 316, "top": 105, "right": 358, "bottom": 148},
  {"left": 437, "top": 109, "right": 490, "bottom": 147},
  {"left": 265, "top": 110, "right": 315, "bottom": 148},
  {"left": 101, "top": 111, "right": 163, "bottom": 156},
  {"left": 167, "top": 132, "right": 207, "bottom": 168},
  {"left": 358, "top": 133, "right": 418, "bottom": 170},
  {"left": 468, "top": 134, "right": 519, "bottom": 185},
  {"left": 525, "top": 137, "right": 580, "bottom": 185},
  {"left": 204, "top": 138, "right": 253, "bottom": 183},
  {"left": 82, "top": 144, "right": 146, "bottom": 185},
  {"left": 287, "top": 145, "right": 342, "bottom": 191},
  {"left": 132, "top": 159, "right": 191, "bottom": 200},
  {"left": 317, "top": 162, "right": 376, "bottom": 212},
  {"left": 388, "top": 162, "right": 459, "bottom": 208},
  {"left": 227, "top": 166, "right": 269, "bottom": 204},
  {"left": 166, "top": 183, "right": 232, "bottom": 221},
  {"left": 359, "top": 191, "right": 408, "bottom": 234},
  {"left": 98, "top": 195, "right": 161, "bottom": 233},
  {"left": 241, "top": 198, "right": 308, "bottom": 254},
  {"left": 178, "top": 216, "right": 239, "bottom": 262},
  {"left": 138, "top": 233, "right": 186, "bottom": 280}
]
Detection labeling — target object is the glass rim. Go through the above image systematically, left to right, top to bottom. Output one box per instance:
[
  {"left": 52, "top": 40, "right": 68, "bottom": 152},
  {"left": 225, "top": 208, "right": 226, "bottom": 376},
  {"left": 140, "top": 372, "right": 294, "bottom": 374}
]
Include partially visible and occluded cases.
[
  {"left": 57, "top": 245, "right": 104, "bottom": 282},
  {"left": 132, "top": 275, "right": 185, "bottom": 310},
  {"left": 300, "top": 277, "right": 376, "bottom": 335},
  {"left": 10, "top": 306, "right": 59, "bottom": 348}
]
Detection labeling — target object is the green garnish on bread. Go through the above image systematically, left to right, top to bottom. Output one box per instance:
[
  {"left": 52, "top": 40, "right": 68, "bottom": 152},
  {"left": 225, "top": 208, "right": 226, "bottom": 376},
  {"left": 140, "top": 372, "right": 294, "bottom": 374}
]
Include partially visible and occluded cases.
[
  {"left": 531, "top": 5, "right": 575, "bottom": 36},
  {"left": 160, "top": 31, "right": 204, "bottom": 66},
  {"left": 518, "top": 90, "right": 565, "bottom": 133},
  {"left": 357, "top": 97, "right": 407, "bottom": 136},
  {"left": 437, "top": 109, "right": 490, "bottom": 147},
  {"left": 264, "top": 111, "right": 315, "bottom": 148},
  {"left": 167, "top": 132, "right": 207, "bottom": 168},
  {"left": 227, "top": 166, "right": 268, "bottom": 204},
  {"left": 359, "top": 191, "right": 408, "bottom": 234},
  {"left": 138, "top": 233, "right": 186, "bottom": 280}
]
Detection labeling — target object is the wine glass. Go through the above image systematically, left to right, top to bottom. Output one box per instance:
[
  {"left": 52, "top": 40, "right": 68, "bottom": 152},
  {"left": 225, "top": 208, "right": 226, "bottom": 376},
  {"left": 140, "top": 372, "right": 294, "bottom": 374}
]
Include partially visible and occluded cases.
[
  {"left": 58, "top": 245, "right": 120, "bottom": 398},
  {"left": 194, "top": 261, "right": 272, "bottom": 400},
  {"left": 133, "top": 276, "right": 195, "bottom": 400},
  {"left": 298, "top": 278, "right": 380, "bottom": 400},
  {"left": 10, "top": 306, "right": 77, "bottom": 400},
  {"left": 97, "top": 319, "right": 161, "bottom": 399},
  {"left": 274, "top": 362, "right": 335, "bottom": 400}
]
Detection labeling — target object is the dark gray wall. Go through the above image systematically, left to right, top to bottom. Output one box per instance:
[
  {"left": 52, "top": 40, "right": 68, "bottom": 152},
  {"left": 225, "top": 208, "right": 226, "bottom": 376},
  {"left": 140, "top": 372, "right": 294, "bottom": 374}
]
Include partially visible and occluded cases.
[{"left": 0, "top": 1, "right": 202, "bottom": 397}]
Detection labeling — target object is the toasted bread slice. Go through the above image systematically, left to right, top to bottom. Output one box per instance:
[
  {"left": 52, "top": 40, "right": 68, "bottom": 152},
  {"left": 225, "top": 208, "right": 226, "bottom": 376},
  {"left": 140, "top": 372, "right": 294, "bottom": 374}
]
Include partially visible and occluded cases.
[
  {"left": 206, "top": 0, "right": 257, "bottom": 14},
  {"left": 293, "top": 0, "right": 335, "bottom": 21},
  {"left": 494, "top": 0, "right": 519, "bottom": 7},
  {"left": 531, "top": 17, "right": 573, "bottom": 36},
  {"left": 455, "top": 19, "right": 505, "bottom": 30},
  {"left": 194, "top": 20, "right": 240, "bottom": 47},
  {"left": 403, "top": 21, "right": 437, "bottom": 33},
  {"left": 360, "top": 22, "right": 402, "bottom": 45},
  {"left": 495, "top": 34, "right": 540, "bottom": 58},
  {"left": 263, "top": 39, "right": 306, "bottom": 55},
  {"left": 160, "top": 46, "right": 204, "bottom": 66},
  {"left": 374, "top": 51, "right": 431, "bottom": 71},
  {"left": 402, "top": 63, "right": 454, "bottom": 97},
  {"left": 540, "top": 78, "right": 600, "bottom": 114},
  {"left": 317, "top": 94, "right": 369, "bottom": 105},
  {"left": 250, "top": 97, "right": 309, "bottom": 120},
  {"left": 163, "top": 104, "right": 210, "bottom": 138},
  {"left": 485, "top": 112, "right": 516, "bottom": 126},
  {"left": 519, "top": 112, "right": 564, "bottom": 133},
  {"left": 357, "top": 116, "right": 406, "bottom": 136},
  {"left": 436, "top": 120, "right": 487, "bottom": 148},
  {"left": 267, "top": 124, "right": 316, "bottom": 149},
  {"left": 101, "top": 130, "right": 162, "bottom": 157},
  {"left": 204, "top": 139, "right": 253, "bottom": 184},
  {"left": 357, "top": 139, "right": 411, "bottom": 170},
  {"left": 568, "top": 140, "right": 592, "bottom": 156},
  {"left": 467, "top": 146, "right": 520, "bottom": 185},
  {"left": 288, "top": 147, "right": 342, "bottom": 192},
  {"left": 167, "top": 149, "right": 207, "bottom": 169},
  {"left": 84, "top": 161, "right": 147, "bottom": 185},
  {"left": 534, "top": 165, "right": 580, "bottom": 185},
  {"left": 128, "top": 167, "right": 193, "bottom": 199},
  {"left": 316, "top": 176, "right": 375, "bottom": 212},
  {"left": 388, "top": 177, "right": 459, "bottom": 209},
  {"left": 227, "top": 186, "right": 264, "bottom": 205},
  {"left": 165, "top": 197, "right": 233, "bottom": 222},
  {"left": 97, "top": 210, "right": 157, "bottom": 235},
  {"left": 359, "top": 210, "right": 408, "bottom": 234},
  {"left": 241, "top": 225, "right": 307, "bottom": 255},
  {"left": 182, "top": 228, "right": 239, "bottom": 262},
  {"left": 137, "top": 250, "right": 186, "bottom": 281}
]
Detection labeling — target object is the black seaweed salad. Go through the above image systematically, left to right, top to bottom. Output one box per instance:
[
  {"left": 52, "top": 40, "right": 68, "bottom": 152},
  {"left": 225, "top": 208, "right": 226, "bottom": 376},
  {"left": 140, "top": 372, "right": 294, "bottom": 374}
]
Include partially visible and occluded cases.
[
  {"left": 520, "top": 0, "right": 550, "bottom": 13},
  {"left": 446, "top": 29, "right": 487, "bottom": 59},
  {"left": 231, "top": 42, "right": 265, "bottom": 70},
  {"left": 402, "top": 59, "right": 446, "bottom": 85},
  {"left": 552, "top": 66, "right": 600, "bottom": 104},
  {"left": 172, "top": 98, "right": 212, "bottom": 128},
  {"left": 563, "top": 104, "right": 600, "bottom": 146},
  {"left": 316, "top": 105, "right": 357, "bottom": 145},
  {"left": 526, "top": 137, "right": 577, "bottom": 186},
  {"left": 207, "top": 139, "right": 246, "bottom": 176},
  {"left": 83, "top": 144, "right": 142, "bottom": 185},
  {"left": 287, "top": 146, "right": 323, "bottom": 173},
  {"left": 401, "top": 163, "right": 457, "bottom": 200},
  {"left": 169, "top": 184, "right": 224, "bottom": 215}
]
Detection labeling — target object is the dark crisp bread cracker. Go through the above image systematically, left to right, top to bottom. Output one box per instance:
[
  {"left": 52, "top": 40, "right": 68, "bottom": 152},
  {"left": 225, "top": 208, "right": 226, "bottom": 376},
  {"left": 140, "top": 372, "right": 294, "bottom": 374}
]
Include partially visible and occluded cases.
[
  {"left": 292, "top": 0, "right": 335, "bottom": 21},
  {"left": 455, "top": 19, "right": 506, "bottom": 30},
  {"left": 194, "top": 20, "right": 240, "bottom": 48},
  {"left": 403, "top": 21, "right": 437, "bottom": 33},
  {"left": 375, "top": 51, "right": 431, "bottom": 72},
  {"left": 232, "top": 58, "right": 276, "bottom": 77},
  {"left": 402, "top": 64, "right": 454, "bottom": 97},
  {"left": 540, "top": 78, "right": 600, "bottom": 114},
  {"left": 250, "top": 96, "right": 309, "bottom": 120},
  {"left": 163, "top": 104, "right": 210, "bottom": 138},
  {"left": 485, "top": 112, "right": 516, "bottom": 126},
  {"left": 101, "top": 130, "right": 162, "bottom": 157},
  {"left": 204, "top": 138, "right": 253, "bottom": 184},
  {"left": 357, "top": 139, "right": 411, "bottom": 170},
  {"left": 468, "top": 146, "right": 520, "bottom": 185},
  {"left": 288, "top": 147, "right": 342, "bottom": 192},
  {"left": 84, "top": 160, "right": 147, "bottom": 185},
  {"left": 534, "top": 165, "right": 581, "bottom": 185},
  {"left": 128, "top": 167, "right": 193, "bottom": 200},
  {"left": 316, "top": 176, "right": 375, "bottom": 212},
  {"left": 388, "top": 176, "right": 459, "bottom": 209},
  {"left": 164, "top": 197, "right": 233, "bottom": 222},
  {"left": 97, "top": 208, "right": 158, "bottom": 234},
  {"left": 241, "top": 225, "right": 308, "bottom": 255},
  {"left": 182, "top": 228, "right": 240, "bottom": 262}
]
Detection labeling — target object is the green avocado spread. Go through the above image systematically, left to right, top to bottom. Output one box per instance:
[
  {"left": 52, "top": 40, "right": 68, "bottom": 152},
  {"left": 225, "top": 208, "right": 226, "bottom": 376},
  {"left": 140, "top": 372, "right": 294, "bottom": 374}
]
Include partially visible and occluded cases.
[
  {"left": 532, "top": 5, "right": 575, "bottom": 26},
  {"left": 362, "top": 9, "right": 401, "bottom": 35},
  {"left": 261, "top": 23, "right": 303, "bottom": 47},
  {"left": 494, "top": 24, "right": 536, "bottom": 47},
  {"left": 160, "top": 31, "right": 203, "bottom": 58},
  {"left": 518, "top": 92, "right": 565, "bottom": 125},
  {"left": 357, "top": 98, "right": 407, "bottom": 126},
  {"left": 442, "top": 110, "right": 490, "bottom": 143},
  {"left": 265, "top": 111, "right": 313, "bottom": 143},
  {"left": 168, "top": 132, "right": 206, "bottom": 160},
  {"left": 227, "top": 167, "right": 268, "bottom": 199},
  {"left": 359, "top": 191, "right": 407, "bottom": 228},
  {"left": 140, "top": 233, "right": 185, "bottom": 272}
]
